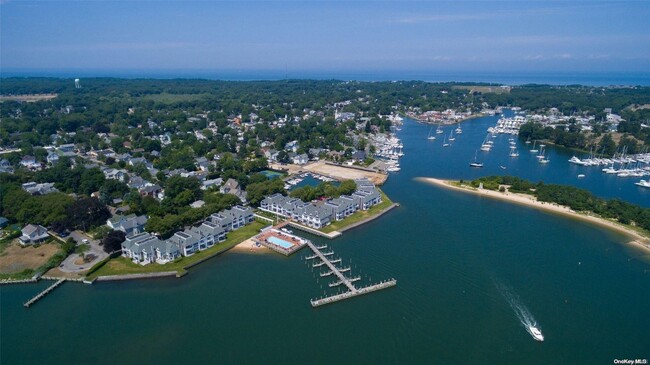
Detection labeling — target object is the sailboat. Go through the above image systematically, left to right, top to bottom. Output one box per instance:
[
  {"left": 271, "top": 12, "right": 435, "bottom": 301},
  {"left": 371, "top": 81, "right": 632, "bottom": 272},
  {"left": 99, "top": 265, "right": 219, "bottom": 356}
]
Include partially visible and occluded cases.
[
  {"left": 435, "top": 123, "right": 444, "bottom": 134},
  {"left": 427, "top": 125, "right": 436, "bottom": 140},
  {"left": 455, "top": 125, "right": 463, "bottom": 134},
  {"left": 448, "top": 129, "right": 456, "bottom": 142},
  {"left": 480, "top": 134, "right": 492, "bottom": 151},
  {"left": 442, "top": 135, "right": 450, "bottom": 147},
  {"left": 529, "top": 140, "right": 538, "bottom": 153},
  {"left": 509, "top": 146, "right": 519, "bottom": 157},
  {"left": 536, "top": 146, "right": 545, "bottom": 160},
  {"left": 538, "top": 148, "right": 550, "bottom": 164},
  {"left": 469, "top": 150, "right": 484, "bottom": 167}
]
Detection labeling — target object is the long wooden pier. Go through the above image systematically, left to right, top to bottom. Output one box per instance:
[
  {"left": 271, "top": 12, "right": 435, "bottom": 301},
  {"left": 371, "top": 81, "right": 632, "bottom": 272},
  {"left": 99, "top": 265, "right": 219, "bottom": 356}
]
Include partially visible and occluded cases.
[
  {"left": 304, "top": 241, "right": 396, "bottom": 307},
  {"left": 23, "top": 278, "right": 65, "bottom": 308}
]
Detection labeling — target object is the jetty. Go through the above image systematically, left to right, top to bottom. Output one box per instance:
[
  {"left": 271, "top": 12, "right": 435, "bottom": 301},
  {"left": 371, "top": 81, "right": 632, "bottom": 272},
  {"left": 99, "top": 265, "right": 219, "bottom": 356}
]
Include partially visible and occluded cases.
[
  {"left": 304, "top": 240, "right": 396, "bottom": 307},
  {"left": 23, "top": 278, "right": 65, "bottom": 308}
]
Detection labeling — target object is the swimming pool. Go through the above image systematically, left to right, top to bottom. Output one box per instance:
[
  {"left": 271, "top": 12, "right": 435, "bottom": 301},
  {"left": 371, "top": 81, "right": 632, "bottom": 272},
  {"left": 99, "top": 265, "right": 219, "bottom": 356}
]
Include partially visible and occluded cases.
[{"left": 267, "top": 236, "right": 294, "bottom": 249}]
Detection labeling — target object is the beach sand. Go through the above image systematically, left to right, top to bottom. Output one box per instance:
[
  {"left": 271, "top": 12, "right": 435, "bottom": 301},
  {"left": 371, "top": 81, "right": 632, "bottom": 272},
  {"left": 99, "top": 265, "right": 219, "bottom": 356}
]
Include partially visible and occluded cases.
[
  {"left": 416, "top": 177, "right": 650, "bottom": 255},
  {"left": 231, "top": 238, "right": 270, "bottom": 254}
]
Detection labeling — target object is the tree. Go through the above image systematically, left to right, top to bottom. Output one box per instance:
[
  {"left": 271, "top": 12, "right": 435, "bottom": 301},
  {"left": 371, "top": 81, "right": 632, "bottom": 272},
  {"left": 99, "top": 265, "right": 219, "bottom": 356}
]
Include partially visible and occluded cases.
[
  {"left": 599, "top": 134, "right": 617, "bottom": 156},
  {"left": 164, "top": 175, "right": 202, "bottom": 201},
  {"left": 66, "top": 197, "right": 110, "bottom": 231},
  {"left": 102, "top": 230, "right": 126, "bottom": 253}
]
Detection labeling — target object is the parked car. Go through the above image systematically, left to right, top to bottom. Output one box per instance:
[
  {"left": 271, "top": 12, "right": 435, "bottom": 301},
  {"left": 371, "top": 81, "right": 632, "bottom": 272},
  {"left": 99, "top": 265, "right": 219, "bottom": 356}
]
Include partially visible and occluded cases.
[{"left": 82, "top": 239, "right": 89, "bottom": 244}]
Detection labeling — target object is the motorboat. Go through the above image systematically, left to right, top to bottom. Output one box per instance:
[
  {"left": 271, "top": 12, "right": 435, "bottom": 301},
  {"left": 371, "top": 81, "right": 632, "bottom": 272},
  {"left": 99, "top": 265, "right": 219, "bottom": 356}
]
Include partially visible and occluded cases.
[{"left": 529, "top": 325, "right": 544, "bottom": 342}]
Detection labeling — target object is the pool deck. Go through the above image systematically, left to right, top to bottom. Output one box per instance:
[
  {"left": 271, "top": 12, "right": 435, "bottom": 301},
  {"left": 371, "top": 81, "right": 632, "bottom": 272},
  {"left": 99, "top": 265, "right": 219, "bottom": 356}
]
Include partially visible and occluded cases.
[{"left": 253, "top": 228, "right": 307, "bottom": 256}]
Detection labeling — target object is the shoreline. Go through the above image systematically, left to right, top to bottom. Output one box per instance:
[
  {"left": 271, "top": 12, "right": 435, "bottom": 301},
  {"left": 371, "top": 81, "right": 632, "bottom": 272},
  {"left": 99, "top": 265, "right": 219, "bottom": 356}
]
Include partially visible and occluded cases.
[
  {"left": 416, "top": 177, "right": 650, "bottom": 255},
  {"left": 231, "top": 238, "right": 270, "bottom": 254}
]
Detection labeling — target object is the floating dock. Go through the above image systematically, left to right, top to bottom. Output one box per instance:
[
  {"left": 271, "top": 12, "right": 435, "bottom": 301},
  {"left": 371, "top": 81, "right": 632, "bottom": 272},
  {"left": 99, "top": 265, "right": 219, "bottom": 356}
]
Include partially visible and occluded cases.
[
  {"left": 304, "top": 240, "right": 396, "bottom": 307},
  {"left": 23, "top": 278, "right": 65, "bottom": 308}
]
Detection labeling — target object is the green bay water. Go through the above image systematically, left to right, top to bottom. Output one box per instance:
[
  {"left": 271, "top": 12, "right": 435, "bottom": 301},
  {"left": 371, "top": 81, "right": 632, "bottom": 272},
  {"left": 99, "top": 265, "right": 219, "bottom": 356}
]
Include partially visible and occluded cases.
[{"left": 2, "top": 114, "right": 649, "bottom": 364}]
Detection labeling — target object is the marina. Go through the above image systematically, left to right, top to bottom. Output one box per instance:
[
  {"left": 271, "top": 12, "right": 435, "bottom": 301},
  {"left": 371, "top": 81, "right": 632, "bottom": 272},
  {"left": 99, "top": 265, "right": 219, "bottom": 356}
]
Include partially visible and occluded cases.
[{"left": 304, "top": 239, "right": 396, "bottom": 307}]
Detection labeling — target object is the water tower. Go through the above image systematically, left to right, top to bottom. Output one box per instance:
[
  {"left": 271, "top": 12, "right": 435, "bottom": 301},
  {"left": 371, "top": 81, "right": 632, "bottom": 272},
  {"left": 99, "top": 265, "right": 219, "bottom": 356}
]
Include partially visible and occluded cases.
[{"left": 75, "top": 78, "right": 81, "bottom": 89}]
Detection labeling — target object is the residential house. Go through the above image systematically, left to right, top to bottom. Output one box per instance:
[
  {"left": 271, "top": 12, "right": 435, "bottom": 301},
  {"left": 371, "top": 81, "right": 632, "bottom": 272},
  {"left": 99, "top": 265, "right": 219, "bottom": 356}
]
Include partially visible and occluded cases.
[
  {"left": 57, "top": 143, "right": 75, "bottom": 154},
  {"left": 264, "top": 149, "right": 279, "bottom": 162},
  {"left": 46, "top": 152, "right": 60, "bottom": 165},
  {"left": 292, "top": 153, "right": 309, "bottom": 165},
  {"left": 20, "top": 156, "right": 40, "bottom": 170},
  {"left": 128, "top": 157, "right": 147, "bottom": 166},
  {"left": 0, "top": 159, "right": 13, "bottom": 174},
  {"left": 102, "top": 168, "right": 128, "bottom": 182},
  {"left": 201, "top": 178, "right": 223, "bottom": 191},
  {"left": 220, "top": 178, "right": 246, "bottom": 202},
  {"left": 22, "top": 182, "right": 59, "bottom": 195},
  {"left": 139, "top": 184, "right": 163, "bottom": 200},
  {"left": 209, "top": 205, "right": 254, "bottom": 232},
  {"left": 107, "top": 214, "right": 148, "bottom": 236},
  {"left": 19, "top": 224, "right": 49, "bottom": 245},
  {"left": 121, "top": 232, "right": 181, "bottom": 265}
]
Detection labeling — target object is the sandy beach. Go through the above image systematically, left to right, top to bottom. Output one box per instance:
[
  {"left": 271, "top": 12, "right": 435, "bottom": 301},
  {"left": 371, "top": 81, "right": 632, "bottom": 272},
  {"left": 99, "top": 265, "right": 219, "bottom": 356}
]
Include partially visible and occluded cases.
[
  {"left": 417, "top": 177, "right": 650, "bottom": 254},
  {"left": 231, "top": 238, "right": 269, "bottom": 254}
]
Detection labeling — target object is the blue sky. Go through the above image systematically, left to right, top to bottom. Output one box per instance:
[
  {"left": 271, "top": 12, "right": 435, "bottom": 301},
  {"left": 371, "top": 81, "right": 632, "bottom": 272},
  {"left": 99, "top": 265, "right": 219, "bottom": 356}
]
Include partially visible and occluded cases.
[{"left": 1, "top": 1, "right": 649, "bottom": 75}]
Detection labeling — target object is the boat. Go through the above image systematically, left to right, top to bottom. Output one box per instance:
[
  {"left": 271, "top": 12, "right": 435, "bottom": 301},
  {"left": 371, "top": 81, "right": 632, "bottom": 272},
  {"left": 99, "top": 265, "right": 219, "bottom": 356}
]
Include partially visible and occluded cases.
[
  {"left": 435, "top": 124, "right": 444, "bottom": 134},
  {"left": 427, "top": 125, "right": 436, "bottom": 140},
  {"left": 455, "top": 126, "right": 463, "bottom": 134},
  {"left": 448, "top": 130, "right": 456, "bottom": 142},
  {"left": 442, "top": 135, "right": 450, "bottom": 147},
  {"left": 529, "top": 141, "right": 538, "bottom": 153},
  {"left": 509, "top": 146, "right": 519, "bottom": 157},
  {"left": 469, "top": 150, "right": 483, "bottom": 167},
  {"left": 568, "top": 156, "right": 586, "bottom": 165},
  {"left": 500, "top": 165, "right": 507, "bottom": 170},
  {"left": 577, "top": 174, "right": 585, "bottom": 178},
  {"left": 635, "top": 179, "right": 650, "bottom": 188},
  {"left": 529, "top": 325, "right": 544, "bottom": 341}
]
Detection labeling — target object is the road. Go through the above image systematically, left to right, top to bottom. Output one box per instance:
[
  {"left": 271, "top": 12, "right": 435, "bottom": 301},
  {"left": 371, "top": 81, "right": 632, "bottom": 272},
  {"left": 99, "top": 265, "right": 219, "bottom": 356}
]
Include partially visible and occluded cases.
[{"left": 58, "top": 231, "right": 109, "bottom": 273}]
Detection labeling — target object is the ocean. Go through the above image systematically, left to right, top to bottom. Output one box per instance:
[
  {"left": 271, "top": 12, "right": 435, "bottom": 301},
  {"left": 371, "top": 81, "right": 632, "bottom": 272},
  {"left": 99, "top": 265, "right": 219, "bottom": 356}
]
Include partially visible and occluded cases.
[{"left": 2, "top": 70, "right": 650, "bottom": 86}]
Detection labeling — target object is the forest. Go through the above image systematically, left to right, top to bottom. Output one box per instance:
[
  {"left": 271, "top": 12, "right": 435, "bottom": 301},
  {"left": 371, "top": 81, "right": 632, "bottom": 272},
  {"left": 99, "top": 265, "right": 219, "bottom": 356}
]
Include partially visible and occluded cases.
[{"left": 467, "top": 176, "right": 650, "bottom": 232}]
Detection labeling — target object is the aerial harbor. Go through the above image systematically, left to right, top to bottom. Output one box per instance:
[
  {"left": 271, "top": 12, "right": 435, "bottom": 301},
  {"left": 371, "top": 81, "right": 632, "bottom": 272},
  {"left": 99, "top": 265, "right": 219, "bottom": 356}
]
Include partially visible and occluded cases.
[{"left": 1, "top": 1, "right": 650, "bottom": 365}]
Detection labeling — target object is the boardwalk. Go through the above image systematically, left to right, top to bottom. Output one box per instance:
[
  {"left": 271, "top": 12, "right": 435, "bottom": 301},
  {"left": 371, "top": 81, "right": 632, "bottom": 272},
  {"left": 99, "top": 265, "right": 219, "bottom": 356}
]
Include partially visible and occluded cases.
[{"left": 305, "top": 241, "right": 396, "bottom": 307}]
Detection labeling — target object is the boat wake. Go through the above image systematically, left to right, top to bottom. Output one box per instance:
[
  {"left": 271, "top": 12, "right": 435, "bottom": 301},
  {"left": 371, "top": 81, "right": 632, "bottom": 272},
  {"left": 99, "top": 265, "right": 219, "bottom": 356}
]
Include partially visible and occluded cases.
[{"left": 494, "top": 279, "right": 544, "bottom": 341}]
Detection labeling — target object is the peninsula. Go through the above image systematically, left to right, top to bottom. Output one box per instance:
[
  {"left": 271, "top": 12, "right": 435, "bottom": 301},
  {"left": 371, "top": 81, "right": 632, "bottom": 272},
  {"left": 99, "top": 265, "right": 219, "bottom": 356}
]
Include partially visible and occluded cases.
[{"left": 417, "top": 177, "right": 650, "bottom": 255}]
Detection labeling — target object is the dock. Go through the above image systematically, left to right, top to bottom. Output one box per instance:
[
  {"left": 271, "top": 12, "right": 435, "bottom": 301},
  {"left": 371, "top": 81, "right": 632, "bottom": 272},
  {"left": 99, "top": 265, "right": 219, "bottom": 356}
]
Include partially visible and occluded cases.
[
  {"left": 304, "top": 240, "right": 396, "bottom": 307},
  {"left": 23, "top": 278, "right": 65, "bottom": 308},
  {"left": 311, "top": 279, "right": 397, "bottom": 307}
]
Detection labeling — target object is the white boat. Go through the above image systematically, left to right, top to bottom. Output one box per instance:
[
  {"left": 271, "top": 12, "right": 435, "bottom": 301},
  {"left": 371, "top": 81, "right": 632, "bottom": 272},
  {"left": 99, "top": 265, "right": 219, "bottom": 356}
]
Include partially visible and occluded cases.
[
  {"left": 436, "top": 124, "right": 444, "bottom": 134},
  {"left": 427, "top": 125, "right": 436, "bottom": 140},
  {"left": 455, "top": 126, "right": 463, "bottom": 134},
  {"left": 448, "top": 130, "right": 455, "bottom": 142},
  {"left": 529, "top": 141, "right": 538, "bottom": 153},
  {"left": 469, "top": 150, "right": 483, "bottom": 167},
  {"left": 568, "top": 156, "right": 585, "bottom": 165},
  {"left": 500, "top": 165, "right": 507, "bottom": 170},
  {"left": 578, "top": 174, "right": 585, "bottom": 178},
  {"left": 635, "top": 179, "right": 650, "bottom": 188},
  {"left": 529, "top": 325, "right": 544, "bottom": 341}
]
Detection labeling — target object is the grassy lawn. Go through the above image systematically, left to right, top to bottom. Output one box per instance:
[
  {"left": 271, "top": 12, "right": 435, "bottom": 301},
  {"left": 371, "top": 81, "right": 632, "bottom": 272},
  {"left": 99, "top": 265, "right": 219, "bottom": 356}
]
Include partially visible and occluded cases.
[
  {"left": 321, "top": 189, "right": 394, "bottom": 233},
  {"left": 87, "top": 221, "right": 268, "bottom": 279},
  {"left": 0, "top": 239, "right": 61, "bottom": 280}
]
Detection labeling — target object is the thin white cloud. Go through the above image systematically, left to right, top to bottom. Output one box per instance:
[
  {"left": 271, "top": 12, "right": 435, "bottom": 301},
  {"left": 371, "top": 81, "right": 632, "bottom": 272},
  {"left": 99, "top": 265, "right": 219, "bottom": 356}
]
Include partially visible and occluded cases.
[{"left": 389, "top": 3, "right": 615, "bottom": 25}]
